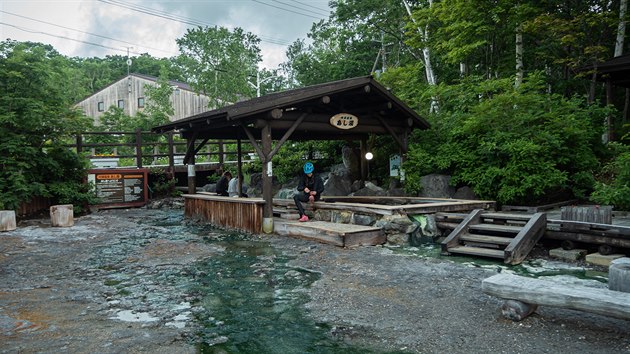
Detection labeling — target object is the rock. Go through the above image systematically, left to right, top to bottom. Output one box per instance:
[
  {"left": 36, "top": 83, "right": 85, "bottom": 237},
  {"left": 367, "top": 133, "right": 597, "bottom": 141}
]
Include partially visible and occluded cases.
[
  {"left": 342, "top": 145, "right": 360, "bottom": 180},
  {"left": 323, "top": 165, "right": 353, "bottom": 196},
  {"left": 419, "top": 174, "right": 455, "bottom": 198},
  {"left": 351, "top": 182, "right": 386, "bottom": 197},
  {"left": 202, "top": 183, "right": 216, "bottom": 193},
  {"left": 453, "top": 186, "right": 477, "bottom": 200},
  {"left": 331, "top": 211, "right": 352, "bottom": 224},
  {"left": 352, "top": 214, "right": 375, "bottom": 226},
  {"left": 409, "top": 214, "right": 439, "bottom": 245},
  {"left": 387, "top": 233, "right": 409, "bottom": 245}
]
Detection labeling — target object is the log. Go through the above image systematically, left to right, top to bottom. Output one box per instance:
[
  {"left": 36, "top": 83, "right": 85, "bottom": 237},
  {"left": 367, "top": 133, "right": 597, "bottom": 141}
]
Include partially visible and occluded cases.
[
  {"left": 50, "top": 204, "right": 74, "bottom": 227},
  {"left": 0, "top": 210, "right": 16, "bottom": 232},
  {"left": 609, "top": 258, "right": 630, "bottom": 293},
  {"left": 482, "top": 273, "right": 630, "bottom": 321}
]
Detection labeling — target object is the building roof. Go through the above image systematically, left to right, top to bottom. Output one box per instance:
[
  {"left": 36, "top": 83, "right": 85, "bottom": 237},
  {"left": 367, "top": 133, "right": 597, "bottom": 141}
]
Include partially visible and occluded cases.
[
  {"left": 581, "top": 54, "right": 630, "bottom": 88},
  {"left": 152, "top": 75, "right": 430, "bottom": 142}
]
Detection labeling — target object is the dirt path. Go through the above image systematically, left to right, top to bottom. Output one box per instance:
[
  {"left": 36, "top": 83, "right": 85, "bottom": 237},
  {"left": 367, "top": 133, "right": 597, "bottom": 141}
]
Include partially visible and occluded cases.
[{"left": 1, "top": 205, "right": 629, "bottom": 353}]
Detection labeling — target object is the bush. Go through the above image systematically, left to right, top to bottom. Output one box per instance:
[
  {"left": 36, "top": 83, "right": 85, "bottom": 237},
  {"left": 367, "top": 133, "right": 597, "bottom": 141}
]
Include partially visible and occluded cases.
[{"left": 590, "top": 143, "right": 630, "bottom": 210}]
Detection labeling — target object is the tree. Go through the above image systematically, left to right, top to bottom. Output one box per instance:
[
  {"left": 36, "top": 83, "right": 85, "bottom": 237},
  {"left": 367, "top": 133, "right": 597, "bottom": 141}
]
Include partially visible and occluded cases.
[
  {"left": 176, "top": 26, "right": 261, "bottom": 107},
  {"left": 0, "top": 40, "right": 94, "bottom": 211}
]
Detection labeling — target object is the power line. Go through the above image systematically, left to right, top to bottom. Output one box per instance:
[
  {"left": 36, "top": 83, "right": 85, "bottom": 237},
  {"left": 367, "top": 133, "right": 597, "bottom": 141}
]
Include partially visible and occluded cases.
[
  {"left": 98, "top": 0, "right": 294, "bottom": 46},
  {"left": 250, "top": 0, "right": 324, "bottom": 19},
  {"left": 271, "top": 0, "right": 329, "bottom": 17},
  {"left": 290, "top": 0, "right": 330, "bottom": 13},
  {"left": 0, "top": 10, "right": 177, "bottom": 56},
  {"left": 0, "top": 22, "right": 148, "bottom": 56}
]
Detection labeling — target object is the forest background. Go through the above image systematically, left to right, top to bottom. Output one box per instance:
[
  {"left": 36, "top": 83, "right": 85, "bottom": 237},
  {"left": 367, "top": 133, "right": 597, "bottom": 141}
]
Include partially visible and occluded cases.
[{"left": 1, "top": 0, "right": 629, "bottom": 213}]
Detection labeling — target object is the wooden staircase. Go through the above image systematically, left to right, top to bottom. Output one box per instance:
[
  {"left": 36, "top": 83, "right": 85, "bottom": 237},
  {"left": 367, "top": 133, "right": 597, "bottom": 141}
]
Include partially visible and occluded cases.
[{"left": 441, "top": 209, "right": 547, "bottom": 265}]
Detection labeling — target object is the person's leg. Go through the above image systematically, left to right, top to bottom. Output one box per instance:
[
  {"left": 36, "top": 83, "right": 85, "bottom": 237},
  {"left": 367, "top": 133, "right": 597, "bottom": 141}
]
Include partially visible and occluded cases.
[{"left": 294, "top": 193, "right": 309, "bottom": 220}]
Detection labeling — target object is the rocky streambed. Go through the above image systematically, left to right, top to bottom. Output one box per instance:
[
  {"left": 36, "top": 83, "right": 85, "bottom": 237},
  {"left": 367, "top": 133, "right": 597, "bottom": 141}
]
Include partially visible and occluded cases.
[{"left": 1, "top": 203, "right": 629, "bottom": 353}]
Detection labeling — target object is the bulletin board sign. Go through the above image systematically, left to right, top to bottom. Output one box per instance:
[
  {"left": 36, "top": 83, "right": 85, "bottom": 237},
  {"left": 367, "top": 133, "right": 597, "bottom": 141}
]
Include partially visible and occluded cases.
[{"left": 87, "top": 168, "right": 149, "bottom": 209}]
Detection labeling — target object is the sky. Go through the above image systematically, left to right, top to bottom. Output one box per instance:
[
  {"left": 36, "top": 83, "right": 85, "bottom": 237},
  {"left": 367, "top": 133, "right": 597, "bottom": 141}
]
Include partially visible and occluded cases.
[{"left": 0, "top": 0, "right": 331, "bottom": 69}]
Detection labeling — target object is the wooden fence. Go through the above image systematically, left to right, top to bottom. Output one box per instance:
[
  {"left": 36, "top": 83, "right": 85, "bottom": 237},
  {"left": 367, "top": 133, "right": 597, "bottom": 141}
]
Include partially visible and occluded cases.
[{"left": 71, "top": 129, "right": 256, "bottom": 169}]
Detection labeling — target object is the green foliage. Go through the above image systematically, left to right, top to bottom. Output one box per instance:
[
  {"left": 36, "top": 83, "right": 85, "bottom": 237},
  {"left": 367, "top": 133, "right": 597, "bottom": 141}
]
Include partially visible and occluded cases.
[
  {"left": 176, "top": 26, "right": 261, "bottom": 107},
  {"left": 0, "top": 40, "right": 94, "bottom": 212},
  {"left": 403, "top": 74, "right": 608, "bottom": 205},
  {"left": 590, "top": 143, "right": 630, "bottom": 210},
  {"left": 150, "top": 169, "right": 181, "bottom": 198}
]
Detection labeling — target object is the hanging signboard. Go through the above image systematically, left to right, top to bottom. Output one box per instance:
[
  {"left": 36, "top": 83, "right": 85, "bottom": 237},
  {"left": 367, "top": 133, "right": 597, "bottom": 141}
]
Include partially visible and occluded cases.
[
  {"left": 330, "top": 113, "right": 358, "bottom": 129},
  {"left": 87, "top": 168, "right": 149, "bottom": 209}
]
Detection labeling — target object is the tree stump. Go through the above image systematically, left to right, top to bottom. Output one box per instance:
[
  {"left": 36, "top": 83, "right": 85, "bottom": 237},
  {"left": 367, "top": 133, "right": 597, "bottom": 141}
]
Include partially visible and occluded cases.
[
  {"left": 50, "top": 204, "right": 74, "bottom": 227},
  {"left": 0, "top": 210, "right": 17, "bottom": 232},
  {"left": 609, "top": 257, "right": 630, "bottom": 293}
]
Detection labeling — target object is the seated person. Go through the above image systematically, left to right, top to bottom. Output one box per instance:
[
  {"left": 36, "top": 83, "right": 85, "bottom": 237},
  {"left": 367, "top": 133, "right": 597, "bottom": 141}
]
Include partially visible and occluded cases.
[
  {"left": 293, "top": 162, "right": 324, "bottom": 222},
  {"left": 215, "top": 171, "right": 232, "bottom": 196}
]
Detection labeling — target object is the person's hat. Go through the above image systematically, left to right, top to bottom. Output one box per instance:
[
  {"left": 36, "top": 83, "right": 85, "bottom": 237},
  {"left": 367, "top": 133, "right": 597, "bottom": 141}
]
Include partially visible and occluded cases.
[{"left": 303, "top": 162, "right": 314, "bottom": 174}]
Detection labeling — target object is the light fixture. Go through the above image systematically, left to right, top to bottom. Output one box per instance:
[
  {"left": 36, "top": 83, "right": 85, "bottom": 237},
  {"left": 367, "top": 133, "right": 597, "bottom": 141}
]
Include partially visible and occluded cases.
[{"left": 365, "top": 152, "right": 374, "bottom": 160}]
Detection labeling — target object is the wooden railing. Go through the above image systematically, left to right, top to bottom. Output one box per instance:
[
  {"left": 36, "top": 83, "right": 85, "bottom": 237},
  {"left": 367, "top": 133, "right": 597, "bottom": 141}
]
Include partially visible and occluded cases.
[{"left": 69, "top": 129, "right": 257, "bottom": 169}]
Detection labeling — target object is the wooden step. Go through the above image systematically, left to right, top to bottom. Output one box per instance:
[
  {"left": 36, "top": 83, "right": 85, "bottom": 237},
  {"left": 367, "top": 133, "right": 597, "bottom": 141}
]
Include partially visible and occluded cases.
[
  {"left": 481, "top": 212, "right": 532, "bottom": 222},
  {"left": 273, "top": 219, "right": 385, "bottom": 247},
  {"left": 469, "top": 223, "right": 522, "bottom": 234},
  {"left": 460, "top": 233, "right": 513, "bottom": 246},
  {"left": 447, "top": 246, "right": 505, "bottom": 259}
]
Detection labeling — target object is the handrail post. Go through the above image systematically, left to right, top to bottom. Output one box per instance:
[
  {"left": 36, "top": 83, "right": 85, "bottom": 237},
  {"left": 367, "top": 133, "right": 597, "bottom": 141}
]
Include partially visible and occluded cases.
[
  {"left": 135, "top": 128, "right": 143, "bottom": 168},
  {"left": 168, "top": 132, "right": 175, "bottom": 169},
  {"left": 76, "top": 133, "right": 83, "bottom": 154}
]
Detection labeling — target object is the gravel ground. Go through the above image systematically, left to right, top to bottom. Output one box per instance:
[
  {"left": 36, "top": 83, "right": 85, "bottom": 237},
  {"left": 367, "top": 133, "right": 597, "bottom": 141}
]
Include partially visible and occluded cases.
[{"left": 1, "top": 203, "right": 629, "bottom": 353}]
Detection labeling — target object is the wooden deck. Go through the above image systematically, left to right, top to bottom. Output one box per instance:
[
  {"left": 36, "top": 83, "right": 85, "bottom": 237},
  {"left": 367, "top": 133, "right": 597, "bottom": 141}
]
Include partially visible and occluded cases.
[
  {"left": 184, "top": 193, "right": 495, "bottom": 247},
  {"left": 273, "top": 219, "right": 385, "bottom": 247}
]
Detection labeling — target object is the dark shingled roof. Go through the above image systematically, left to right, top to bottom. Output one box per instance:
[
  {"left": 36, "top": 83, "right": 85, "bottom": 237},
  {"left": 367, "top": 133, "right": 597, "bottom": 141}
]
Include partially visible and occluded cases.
[
  {"left": 581, "top": 54, "right": 630, "bottom": 88},
  {"left": 152, "top": 75, "right": 430, "bottom": 141}
]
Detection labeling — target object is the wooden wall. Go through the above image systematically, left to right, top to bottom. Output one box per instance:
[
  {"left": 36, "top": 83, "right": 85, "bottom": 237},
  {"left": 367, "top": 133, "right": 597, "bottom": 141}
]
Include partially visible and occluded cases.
[
  {"left": 75, "top": 75, "right": 211, "bottom": 125},
  {"left": 184, "top": 195, "right": 265, "bottom": 234}
]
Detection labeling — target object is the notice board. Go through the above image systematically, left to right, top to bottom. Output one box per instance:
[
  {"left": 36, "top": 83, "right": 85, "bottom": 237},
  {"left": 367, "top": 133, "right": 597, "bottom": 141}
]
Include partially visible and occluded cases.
[{"left": 87, "top": 168, "right": 149, "bottom": 208}]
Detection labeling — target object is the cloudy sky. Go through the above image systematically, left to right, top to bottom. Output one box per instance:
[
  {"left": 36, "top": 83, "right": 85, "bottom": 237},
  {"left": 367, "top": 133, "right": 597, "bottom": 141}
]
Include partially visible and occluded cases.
[{"left": 0, "top": 0, "right": 331, "bottom": 69}]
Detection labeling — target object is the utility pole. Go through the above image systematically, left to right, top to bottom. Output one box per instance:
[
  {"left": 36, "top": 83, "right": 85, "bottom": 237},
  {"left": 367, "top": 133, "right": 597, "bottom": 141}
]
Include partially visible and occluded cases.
[{"left": 248, "top": 71, "right": 280, "bottom": 97}]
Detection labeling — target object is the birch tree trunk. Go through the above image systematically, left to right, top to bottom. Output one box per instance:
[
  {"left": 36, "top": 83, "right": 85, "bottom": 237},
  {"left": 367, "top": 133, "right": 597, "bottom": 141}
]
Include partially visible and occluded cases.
[
  {"left": 402, "top": 0, "right": 439, "bottom": 113},
  {"left": 615, "top": 0, "right": 627, "bottom": 57},
  {"left": 515, "top": 24, "right": 524, "bottom": 88}
]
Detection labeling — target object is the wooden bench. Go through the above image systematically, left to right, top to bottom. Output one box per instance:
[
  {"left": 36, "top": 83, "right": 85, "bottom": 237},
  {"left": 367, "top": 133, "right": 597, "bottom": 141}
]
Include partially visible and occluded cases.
[{"left": 482, "top": 273, "right": 630, "bottom": 321}]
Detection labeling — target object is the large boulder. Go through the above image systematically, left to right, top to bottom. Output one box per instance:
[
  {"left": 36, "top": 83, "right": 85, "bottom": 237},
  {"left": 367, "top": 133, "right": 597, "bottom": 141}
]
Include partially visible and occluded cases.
[
  {"left": 342, "top": 145, "right": 361, "bottom": 180},
  {"left": 323, "top": 164, "right": 353, "bottom": 196},
  {"left": 248, "top": 173, "right": 280, "bottom": 198},
  {"left": 419, "top": 174, "right": 456, "bottom": 198},
  {"left": 351, "top": 181, "right": 387, "bottom": 196}
]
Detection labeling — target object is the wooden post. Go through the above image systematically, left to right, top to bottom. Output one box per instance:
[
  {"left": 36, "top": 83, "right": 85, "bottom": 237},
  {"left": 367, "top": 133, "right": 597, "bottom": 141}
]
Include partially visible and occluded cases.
[
  {"left": 261, "top": 122, "right": 273, "bottom": 233},
  {"left": 135, "top": 128, "right": 143, "bottom": 168},
  {"left": 167, "top": 132, "right": 175, "bottom": 169},
  {"left": 76, "top": 134, "right": 83, "bottom": 154},
  {"left": 237, "top": 136, "right": 243, "bottom": 196},
  {"left": 360, "top": 139, "right": 368, "bottom": 183},
  {"left": 218, "top": 140, "right": 225, "bottom": 165},
  {"left": 187, "top": 154, "right": 196, "bottom": 194},
  {"left": 50, "top": 205, "right": 74, "bottom": 227},
  {"left": 0, "top": 210, "right": 16, "bottom": 232},
  {"left": 609, "top": 257, "right": 630, "bottom": 293}
]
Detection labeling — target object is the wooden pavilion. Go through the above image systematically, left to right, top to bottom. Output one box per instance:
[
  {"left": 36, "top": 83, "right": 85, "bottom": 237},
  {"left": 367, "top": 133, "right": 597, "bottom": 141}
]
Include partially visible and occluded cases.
[{"left": 152, "top": 75, "right": 430, "bottom": 233}]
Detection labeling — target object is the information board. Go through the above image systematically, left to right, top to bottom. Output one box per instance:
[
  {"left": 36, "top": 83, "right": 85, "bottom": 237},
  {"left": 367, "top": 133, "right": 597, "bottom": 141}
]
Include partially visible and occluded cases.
[{"left": 87, "top": 168, "right": 149, "bottom": 208}]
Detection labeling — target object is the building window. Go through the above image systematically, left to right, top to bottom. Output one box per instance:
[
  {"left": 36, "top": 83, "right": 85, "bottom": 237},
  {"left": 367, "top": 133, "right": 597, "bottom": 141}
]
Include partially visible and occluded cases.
[
  {"left": 138, "top": 97, "right": 145, "bottom": 108},
  {"left": 117, "top": 99, "right": 125, "bottom": 109},
  {"left": 98, "top": 101, "right": 104, "bottom": 112}
]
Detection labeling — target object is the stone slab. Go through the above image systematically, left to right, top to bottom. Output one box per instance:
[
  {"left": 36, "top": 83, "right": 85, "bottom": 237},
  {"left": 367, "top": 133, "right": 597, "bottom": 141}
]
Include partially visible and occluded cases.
[
  {"left": 549, "top": 247, "right": 587, "bottom": 261},
  {"left": 585, "top": 252, "right": 626, "bottom": 267}
]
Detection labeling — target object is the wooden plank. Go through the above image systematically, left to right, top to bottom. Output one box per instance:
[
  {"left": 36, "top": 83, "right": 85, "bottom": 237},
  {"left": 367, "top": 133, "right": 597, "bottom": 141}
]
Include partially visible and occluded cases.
[
  {"left": 191, "top": 193, "right": 266, "bottom": 204},
  {"left": 561, "top": 205, "right": 612, "bottom": 224},
  {"left": 441, "top": 209, "right": 484, "bottom": 252},
  {"left": 481, "top": 212, "right": 532, "bottom": 222},
  {"left": 504, "top": 212, "right": 546, "bottom": 265},
  {"left": 273, "top": 219, "right": 383, "bottom": 247},
  {"left": 547, "top": 219, "right": 630, "bottom": 237},
  {"left": 469, "top": 224, "right": 522, "bottom": 234},
  {"left": 344, "top": 229, "right": 386, "bottom": 247},
  {"left": 544, "top": 230, "right": 630, "bottom": 249},
  {"left": 460, "top": 233, "right": 513, "bottom": 246},
  {"left": 447, "top": 246, "right": 505, "bottom": 258},
  {"left": 482, "top": 273, "right": 630, "bottom": 321}
]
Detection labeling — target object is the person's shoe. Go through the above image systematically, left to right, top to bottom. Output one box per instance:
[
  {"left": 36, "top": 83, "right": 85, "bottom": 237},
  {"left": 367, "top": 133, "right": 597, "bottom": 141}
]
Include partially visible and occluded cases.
[{"left": 298, "top": 215, "right": 309, "bottom": 222}]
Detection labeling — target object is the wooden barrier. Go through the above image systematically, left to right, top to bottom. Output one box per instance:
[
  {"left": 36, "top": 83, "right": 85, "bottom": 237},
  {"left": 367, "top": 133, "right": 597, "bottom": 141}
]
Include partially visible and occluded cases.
[
  {"left": 184, "top": 194, "right": 265, "bottom": 234},
  {"left": 482, "top": 273, "right": 630, "bottom": 321}
]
